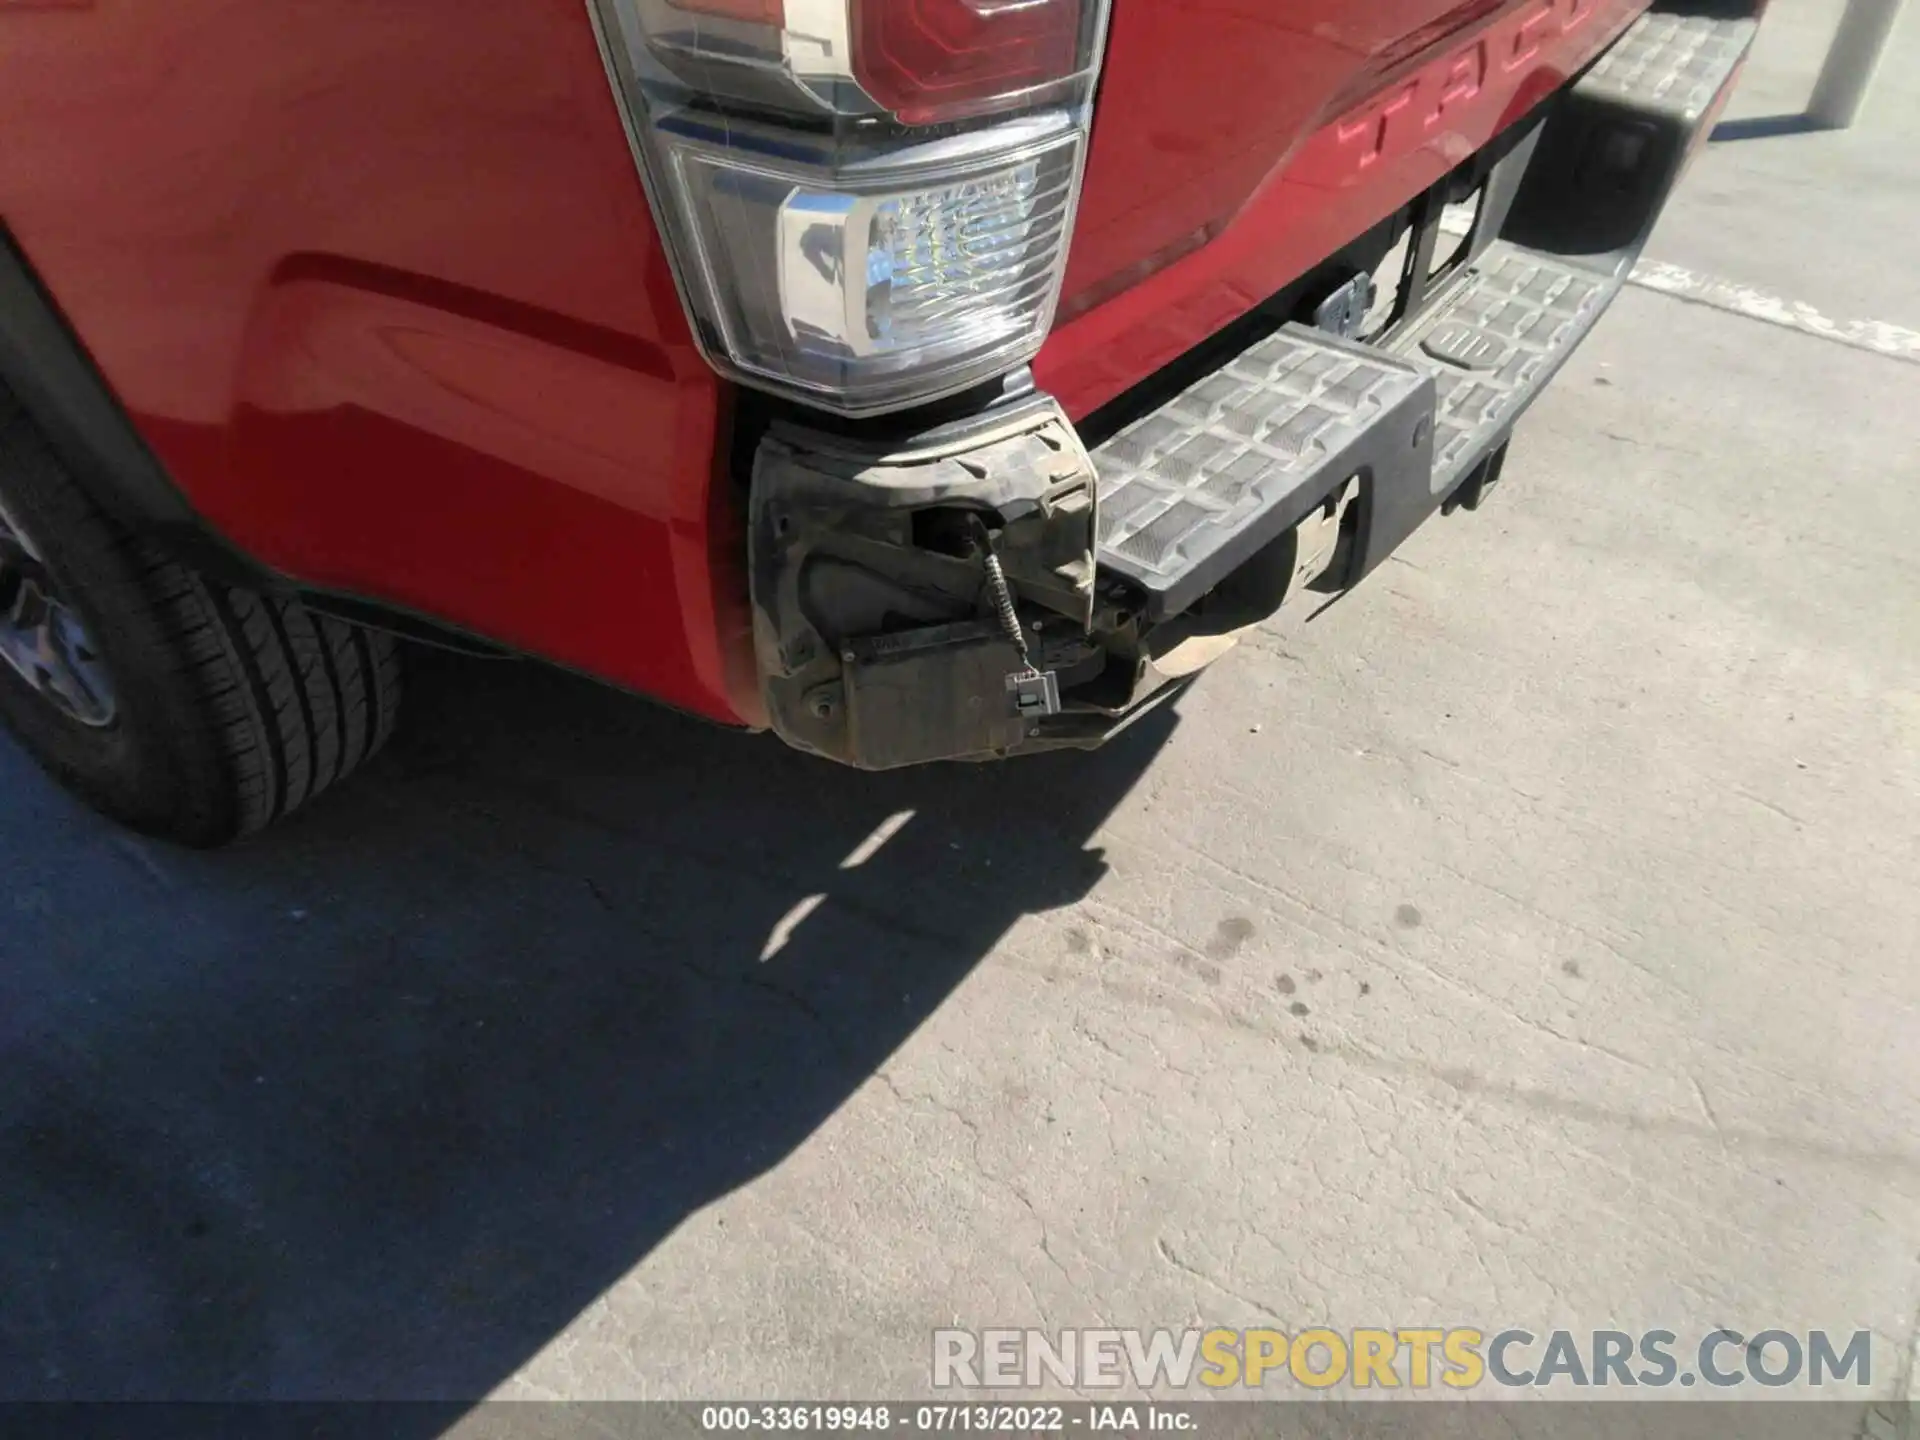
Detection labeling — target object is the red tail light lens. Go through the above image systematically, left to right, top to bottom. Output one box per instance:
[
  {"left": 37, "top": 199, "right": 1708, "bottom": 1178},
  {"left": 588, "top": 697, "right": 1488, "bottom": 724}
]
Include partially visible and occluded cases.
[{"left": 853, "top": 0, "right": 1092, "bottom": 124}]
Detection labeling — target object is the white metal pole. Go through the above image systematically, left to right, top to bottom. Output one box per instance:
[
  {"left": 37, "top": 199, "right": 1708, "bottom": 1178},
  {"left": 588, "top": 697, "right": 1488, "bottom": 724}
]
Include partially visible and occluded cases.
[{"left": 1806, "top": 0, "right": 1907, "bottom": 130}]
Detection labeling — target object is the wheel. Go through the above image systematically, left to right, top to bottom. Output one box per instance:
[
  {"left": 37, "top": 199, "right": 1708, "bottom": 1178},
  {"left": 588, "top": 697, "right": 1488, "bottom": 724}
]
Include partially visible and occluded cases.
[{"left": 0, "top": 387, "right": 401, "bottom": 846}]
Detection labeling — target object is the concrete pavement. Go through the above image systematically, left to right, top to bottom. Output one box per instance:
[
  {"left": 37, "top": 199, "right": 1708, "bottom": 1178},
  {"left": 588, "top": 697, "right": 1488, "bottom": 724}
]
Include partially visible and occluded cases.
[{"left": 3, "top": 0, "right": 1917, "bottom": 1418}]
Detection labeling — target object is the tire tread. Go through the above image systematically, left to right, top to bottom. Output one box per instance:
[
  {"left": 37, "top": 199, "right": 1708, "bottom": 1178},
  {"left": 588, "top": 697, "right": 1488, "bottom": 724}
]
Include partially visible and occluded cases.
[
  {"left": 0, "top": 385, "right": 400, "bottom": 842},
  {"left": 145, "top": 553, "right": 401, "bottom": 839}
]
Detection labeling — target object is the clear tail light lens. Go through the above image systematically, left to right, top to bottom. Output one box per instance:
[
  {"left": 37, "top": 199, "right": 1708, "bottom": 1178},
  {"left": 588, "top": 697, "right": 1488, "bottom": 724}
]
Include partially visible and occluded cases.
[
  {"left": 588, "top": 0, "right": 1111, "bottom": 416},
  {"left": 669, "top": 0, "right": 784, "bottom": 23},
  {"left": 668, "top": 120, "right": 1078, "bottom": 411}
]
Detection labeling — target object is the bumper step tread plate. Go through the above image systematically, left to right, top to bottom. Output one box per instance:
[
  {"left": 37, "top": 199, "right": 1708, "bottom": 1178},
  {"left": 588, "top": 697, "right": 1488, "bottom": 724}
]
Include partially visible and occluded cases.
[
  {"left": 1089, "top": 5, "right": 1753, "bottom": 618},
  {"left": 1575, "top": 10, "right": 1759, "bottom": 123},
  {"left": 1390, "top": 241, "right": 1621, "bottom": 496},
  {"left": 1093, "top": 242, "right": 1619, "bottom": 611},
  {"left": 1092, "top": 326, "right": 1434, "bottom": 620}
]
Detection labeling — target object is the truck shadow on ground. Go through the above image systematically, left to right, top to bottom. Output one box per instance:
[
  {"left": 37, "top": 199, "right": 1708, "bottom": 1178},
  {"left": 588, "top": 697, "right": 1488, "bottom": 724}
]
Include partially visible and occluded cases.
[{"left": 0, "top": 646, "right": 1178, "bottom": 1404}]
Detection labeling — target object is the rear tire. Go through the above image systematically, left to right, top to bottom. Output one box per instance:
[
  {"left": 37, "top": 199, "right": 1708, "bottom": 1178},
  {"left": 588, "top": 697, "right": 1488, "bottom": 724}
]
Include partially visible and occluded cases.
[{"left": 0, "top": 388, "right": 400, "bottom": 846}]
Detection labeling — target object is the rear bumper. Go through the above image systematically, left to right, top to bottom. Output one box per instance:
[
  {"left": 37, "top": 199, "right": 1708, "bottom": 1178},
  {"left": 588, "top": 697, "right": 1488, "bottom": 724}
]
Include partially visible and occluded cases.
[{"left": 747, "top": 5, "right": 1756, "bottom": 770}]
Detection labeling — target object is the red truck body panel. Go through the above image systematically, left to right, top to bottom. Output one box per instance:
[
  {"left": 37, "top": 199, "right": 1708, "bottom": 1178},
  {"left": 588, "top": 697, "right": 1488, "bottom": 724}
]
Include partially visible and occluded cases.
[
  {"left": 0, "top": 0, "right": 1645, "bottom": 726},
  {"left": 1044, "top": 0, "right": 1647, "bottom": 417},
  {"left": 0, "top": 4, "right": 747, "bottom": 723}
]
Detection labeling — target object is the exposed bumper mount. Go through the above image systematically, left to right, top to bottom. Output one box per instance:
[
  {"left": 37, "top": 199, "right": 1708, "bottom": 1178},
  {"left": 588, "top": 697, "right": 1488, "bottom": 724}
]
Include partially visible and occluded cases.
[{"left": 747, "top": 5, "right": 1756, "bottom": 769}]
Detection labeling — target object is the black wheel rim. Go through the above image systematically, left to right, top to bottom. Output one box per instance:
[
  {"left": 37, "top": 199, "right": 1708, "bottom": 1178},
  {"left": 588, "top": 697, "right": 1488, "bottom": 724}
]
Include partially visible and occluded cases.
[{"left": 0, "top": 495, "right": 117, "bottom": 729}]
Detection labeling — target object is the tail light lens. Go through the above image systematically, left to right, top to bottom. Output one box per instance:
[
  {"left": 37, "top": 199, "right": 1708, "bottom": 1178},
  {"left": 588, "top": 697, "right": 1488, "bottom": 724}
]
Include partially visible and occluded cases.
[
  {"left": 588, "top": 0, "right": 1112, "bottom": 416},
  {"left": 852, "top": 0, "right": 1098, "bottom": 126}
]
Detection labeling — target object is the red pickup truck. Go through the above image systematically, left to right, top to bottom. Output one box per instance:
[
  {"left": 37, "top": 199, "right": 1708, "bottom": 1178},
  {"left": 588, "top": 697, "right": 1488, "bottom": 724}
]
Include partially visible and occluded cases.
[{"left": 0, "top": 0, "right": 1754, "bottom": 845}]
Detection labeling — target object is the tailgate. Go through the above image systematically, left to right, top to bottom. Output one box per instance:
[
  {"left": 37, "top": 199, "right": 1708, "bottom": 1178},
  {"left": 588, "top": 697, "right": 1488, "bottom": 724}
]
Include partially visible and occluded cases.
[{"left": 1040, "top": 0, "right": 1651, "bottom": 418}]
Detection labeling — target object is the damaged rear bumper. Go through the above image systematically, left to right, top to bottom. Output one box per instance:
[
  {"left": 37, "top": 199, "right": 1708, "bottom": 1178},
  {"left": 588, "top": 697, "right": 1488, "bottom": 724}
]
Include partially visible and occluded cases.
[
  {"left": 746, "top": 4, "right": 1755, "bottom": 770},
  {"left": 750, "top": 397, "right": 1112, "bottom": 769}
]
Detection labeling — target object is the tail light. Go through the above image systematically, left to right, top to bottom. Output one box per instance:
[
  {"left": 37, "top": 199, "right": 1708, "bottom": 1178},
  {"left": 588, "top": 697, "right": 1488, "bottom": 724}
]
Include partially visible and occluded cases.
[
  {"left": 588, "top": 0, "right": 1113, "bottom": 415},
  {"left": 852, "top": 0, "right": 1099, "bottom": 125}
]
